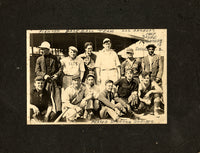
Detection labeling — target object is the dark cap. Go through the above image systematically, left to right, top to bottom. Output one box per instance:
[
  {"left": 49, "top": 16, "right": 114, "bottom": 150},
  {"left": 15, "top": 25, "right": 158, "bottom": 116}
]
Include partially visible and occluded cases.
[
  {"left": 103, "top": 38, "right": 111, "bottom": 44},
  {"left": 146, "top": 44, "right": 156, "bottom": 49},
  {"left": 87, "top": 71, "right": 95, "bottom": 78},
  {"left": 72, "top": 75, "right": 80, "bottom": 80},
  {"left": 34, "top": 76, "right": 44, "bottom": 82},
  {"left": 105, "top": 79, "right": 113, "bottom": 85}
]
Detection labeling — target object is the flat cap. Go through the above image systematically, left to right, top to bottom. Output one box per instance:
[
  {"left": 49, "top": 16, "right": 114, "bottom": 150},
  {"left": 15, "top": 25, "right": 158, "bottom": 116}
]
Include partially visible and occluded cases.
[{"left": 69, "top": 46, "right": 78, "bottom": 52}]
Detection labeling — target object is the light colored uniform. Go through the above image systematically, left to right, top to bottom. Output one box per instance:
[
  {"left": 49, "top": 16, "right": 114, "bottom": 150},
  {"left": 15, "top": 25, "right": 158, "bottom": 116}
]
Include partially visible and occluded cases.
[
  {"left": 95, "top": 49, "right": 121, "bottom": 90},
  {"left": 60, "top": 56, "right": 85, "bottom": 99},
  {"left": 84, "top": 84, "right": 100, "bottom": 110},
  {"left": 62, "top": 85, "right": 86, "bottom": 121}
]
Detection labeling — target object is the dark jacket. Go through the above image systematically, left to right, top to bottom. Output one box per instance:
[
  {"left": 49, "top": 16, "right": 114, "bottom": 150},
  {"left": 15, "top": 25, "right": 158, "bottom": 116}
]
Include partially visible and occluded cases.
[
  {"left": 35, "top": 54, "right": 62, "bottom": 78},
  {"left": 142, "top": 54, "right": 163, "bottom": 79}
]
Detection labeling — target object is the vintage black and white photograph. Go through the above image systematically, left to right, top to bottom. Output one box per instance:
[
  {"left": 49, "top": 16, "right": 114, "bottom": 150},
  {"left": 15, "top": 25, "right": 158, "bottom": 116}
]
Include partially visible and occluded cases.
[{"left": 27, "top": 29, "right": 167, "bottom": 124}]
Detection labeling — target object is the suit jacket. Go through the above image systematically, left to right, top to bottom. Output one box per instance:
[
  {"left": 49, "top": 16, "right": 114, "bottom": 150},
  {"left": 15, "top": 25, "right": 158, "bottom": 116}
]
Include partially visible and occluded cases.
[
  {"left": 35, "top": 54, "right": 62, "bottom": 78},
  {"left": 142, "top": 54, "right": 163, "bottom": 79}
]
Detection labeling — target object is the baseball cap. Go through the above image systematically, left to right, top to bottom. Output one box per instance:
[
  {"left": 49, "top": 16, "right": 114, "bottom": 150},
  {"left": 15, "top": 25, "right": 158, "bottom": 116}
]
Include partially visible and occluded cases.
[
  {"left": 103, "top": 38, "right": 111, "bottom": 44},
  {"left": 87, "top": 71, "right": 95, "bottom": 78}
]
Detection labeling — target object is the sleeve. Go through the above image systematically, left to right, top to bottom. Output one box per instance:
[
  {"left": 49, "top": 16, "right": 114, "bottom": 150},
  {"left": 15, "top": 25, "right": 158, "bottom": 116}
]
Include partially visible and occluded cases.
[
  {"left": 94, "top": 53, "right": 101, "bottom": 68},
  {"left": 114, "top": 53, "right": 121, "bottom": 67},
  {"left": 156, "top": 55, "right": 163, "bottom": 79},
  {"left": 54, "top": 57, "right": 63, "bottom": 77},
  {"left": 35, "top": 58, "right": 45, "bottom": 77},
  {"left": 79, "top": 58, "right": 85, "bottom": 72},
  {"left": 137, "top": 58, "right": 142, "bottom": 75},
  {"left": 121, "top": 61, "right": 126, "bottom": 76},
  {"left": 114, "top": 78, "right": 121, "bottom": 87},
  {"left": 133, "top": 79, "right": 139, "bottom": 92},
  {"left": 138, "top": 84, "right": 143, "bottom": 98},
  {"left": 93, "top": 86, "right": 100, "bottom": 99},
  {"left": 62, "top": 88, "right": 71, "bottom": 103},
  {"left": 46, "top": 91, "right": 52, "bottom": 107},
  {"left": 98, "top": 92, "right": 116, "bottom": 109}
]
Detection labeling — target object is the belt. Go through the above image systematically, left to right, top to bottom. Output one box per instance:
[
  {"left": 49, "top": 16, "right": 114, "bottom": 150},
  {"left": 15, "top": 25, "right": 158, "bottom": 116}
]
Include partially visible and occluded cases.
[
  {"left": 101, "top": 68, "right": 117, "bottom": 71},
  {"left": 63, "top": 74, "right": 73, "bottom": 76}
]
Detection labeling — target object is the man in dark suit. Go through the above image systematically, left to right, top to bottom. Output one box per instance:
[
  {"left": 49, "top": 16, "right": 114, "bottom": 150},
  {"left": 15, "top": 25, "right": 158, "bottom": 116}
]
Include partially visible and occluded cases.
[
  {"left": 35, "top": 41, "right": 62, "bottom": 115},
  {"left": 141, "top": 44, "right": 163, "bottom": 83}
]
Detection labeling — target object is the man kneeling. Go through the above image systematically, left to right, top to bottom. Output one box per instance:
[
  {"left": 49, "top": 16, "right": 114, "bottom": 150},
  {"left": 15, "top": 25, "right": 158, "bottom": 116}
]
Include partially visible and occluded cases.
[
  {"left": 114, "top": 69, "right": 139, "bottom": 114},
  {"left": 138, "top": 72, "right": 163, "bottom": 116},
  {"left": 62, "top": 75, "right": 87, "bottom": 122},
  {"left": 30, "top": 76, "right": 56, "bottom": 123}
]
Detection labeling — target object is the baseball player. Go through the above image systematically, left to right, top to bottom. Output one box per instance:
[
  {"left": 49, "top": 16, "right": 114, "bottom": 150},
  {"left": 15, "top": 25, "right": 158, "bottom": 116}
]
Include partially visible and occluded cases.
[
  {"left": 95, "top": 38, "right": 121, "bottom": 91},
  {"left": 60, "top": 46, "right": 85, "bottom": 100}
]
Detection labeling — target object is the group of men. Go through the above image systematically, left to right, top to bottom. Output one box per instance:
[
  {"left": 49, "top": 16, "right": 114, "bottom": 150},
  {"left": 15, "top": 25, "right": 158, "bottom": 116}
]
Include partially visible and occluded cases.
[{"left": 29, "top": 38, "right": 164, "bottom": 123}]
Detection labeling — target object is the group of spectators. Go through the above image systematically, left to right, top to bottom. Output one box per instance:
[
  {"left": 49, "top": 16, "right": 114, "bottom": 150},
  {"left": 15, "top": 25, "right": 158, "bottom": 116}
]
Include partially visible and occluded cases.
[{"left": 29, "top": 38, "right": 164, "bottom": 123}]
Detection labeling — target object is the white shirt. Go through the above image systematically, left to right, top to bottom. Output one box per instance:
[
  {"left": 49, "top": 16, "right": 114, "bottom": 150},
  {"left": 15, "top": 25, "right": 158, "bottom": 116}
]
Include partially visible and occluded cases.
[
  {"left": 95, "top": 49, "right": 120, "bottom": 70},
  {"left": 148, "top": 55, "right": 154, "bottom": 71},
  {"left": 60, "top": 56, "right": 85, "bottom": 75},
  {"left": 85, "top": 84, "right": 100, "bottom": 99}
]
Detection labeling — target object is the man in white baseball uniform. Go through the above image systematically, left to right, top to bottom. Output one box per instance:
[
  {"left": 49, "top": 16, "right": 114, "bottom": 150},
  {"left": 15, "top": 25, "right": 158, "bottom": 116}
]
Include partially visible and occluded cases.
[{"left": 95, "top": 38, "right": 121, "bottom": 91}]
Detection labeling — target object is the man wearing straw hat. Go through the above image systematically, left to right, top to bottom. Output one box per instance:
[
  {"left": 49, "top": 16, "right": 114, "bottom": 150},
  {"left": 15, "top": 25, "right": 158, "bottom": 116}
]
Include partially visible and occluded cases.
[{"left": 35, "top": 41, "right": 62, "bottom": 115}]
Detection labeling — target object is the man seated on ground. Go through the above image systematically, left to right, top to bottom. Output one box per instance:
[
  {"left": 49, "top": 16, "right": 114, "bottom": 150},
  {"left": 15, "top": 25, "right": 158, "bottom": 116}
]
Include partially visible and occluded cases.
[
  {"left": 114, "top": 69, "right": 139, "bottom": 112},
  {"left": 83, "top": 72, "right": 100, "bottom": 120},
  {"left": 137, "top": 72, "right": 163, "bottom": 116},
  {"left": 62, "top": 75, "right": 88, "bottom": 122},
  {"left": 30, "top": 76, "right": 56, "bottom": 123},
  {"left": 98, "top": 80, "right": 127, "bottom": 121}
]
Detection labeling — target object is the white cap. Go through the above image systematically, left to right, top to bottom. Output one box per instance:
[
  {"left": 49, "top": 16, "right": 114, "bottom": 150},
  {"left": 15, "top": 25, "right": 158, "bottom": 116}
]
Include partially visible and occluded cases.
[
  {"left": 103, "top": 38, "right": 111, "bottom": 44},
  {"left": 39, "top": 41, "right": 50, "bottom": 49},
  {"left": 69, "top": 46, "right": 78, "bottom": 52}
]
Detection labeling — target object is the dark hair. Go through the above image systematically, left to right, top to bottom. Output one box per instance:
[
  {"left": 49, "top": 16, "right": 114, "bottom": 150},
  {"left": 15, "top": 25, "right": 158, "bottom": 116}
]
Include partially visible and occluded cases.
[
  {"left": 84, "top": 42, "right": 93, "bottom": 49},
  {"left": 146, "top": 44, "right": 156, "bottom": 49},
  {"left": 125, "top": 68, "right": 133, "bottom": 74},
  {"left": 141, "top": 72, "right": 150, "bottom": 78},
  {"left": 34, "top": 76, "right": 44, "bottom": 82},
  {"left": 105, "top": 80, "right": 114, "bottom": 85}
]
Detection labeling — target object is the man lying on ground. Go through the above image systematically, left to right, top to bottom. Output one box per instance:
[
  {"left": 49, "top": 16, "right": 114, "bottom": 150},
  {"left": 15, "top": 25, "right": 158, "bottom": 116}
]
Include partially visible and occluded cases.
[{"left": 30, "top": 76, "right": 56, "bottom": 123}]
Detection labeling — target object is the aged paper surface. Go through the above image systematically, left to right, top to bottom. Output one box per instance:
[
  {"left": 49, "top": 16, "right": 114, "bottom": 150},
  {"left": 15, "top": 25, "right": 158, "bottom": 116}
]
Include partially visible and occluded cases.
[{"left": 27, "top": 29, "right": 167, "bottom": 124}]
